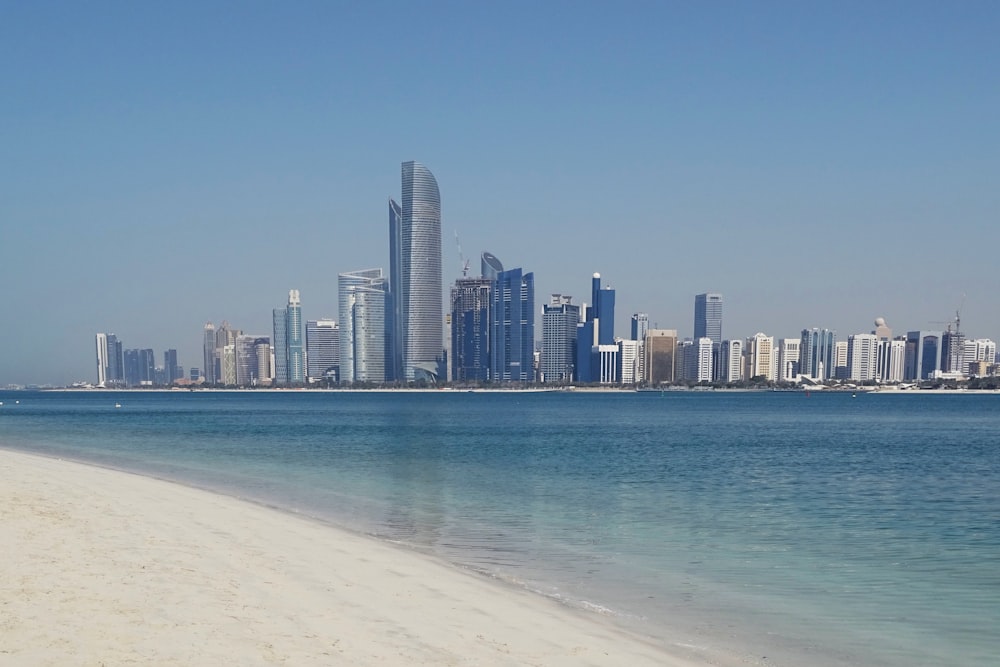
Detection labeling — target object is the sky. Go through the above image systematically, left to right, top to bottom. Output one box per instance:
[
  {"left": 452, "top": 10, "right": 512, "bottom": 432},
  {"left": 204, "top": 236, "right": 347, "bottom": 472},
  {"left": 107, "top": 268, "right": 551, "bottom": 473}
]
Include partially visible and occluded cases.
[{"left": 2, "top": 2, "right": 998, "bottom": 386}]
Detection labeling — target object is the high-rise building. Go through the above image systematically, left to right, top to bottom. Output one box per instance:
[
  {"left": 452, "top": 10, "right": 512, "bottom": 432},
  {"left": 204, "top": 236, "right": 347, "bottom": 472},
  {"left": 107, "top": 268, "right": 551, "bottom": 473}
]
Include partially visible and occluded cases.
[
  {"left": 395, "top": 161, "right": 442, "bottom": 382},
  {"left": 388, "top": 198, "right": 404, "bottom": 382},
  {"left": 491, "top": 268, "right": 534, "bottom": 382},
  {"left": 339, "top": 269, "right": 388, "bottom": 384},
  {"left": 576, "top": 272, "right": 616, "bottom": 382},
  {"left": 450, "top": 278, "right": 493, "bottom": 382},
  {"left": 286, "top": 290, "right": 305, "bottom": 383},
  {"left": 271, "top": 291, "right": 304, "bottom": 385},
  {"left": 694, "top": 293, "right": 723, "bottom": 343},
  {"left": 541, "top": 294, "right": 580, "bottom": 384},
  {"left": 272, "top": 309, "right": 288, "bottom": 384},
  {"left": 630, "top": 313, "right": 649, "bottom": 382},
  {"left": 306, "top": 319, "right": 340, "bottom": 383},
  {"left": 202, "top": 323, "right": 216, "bottom": 384},
  {"left": 800, "top": 328, "right": 836, "bottom": 380},
  {"left": 645, "top": 329, "right": 677, "bottom": 385},
  {"left": 941, "top": 330, "right": 966, "bottom": 374},
  {"left": 904, "top": 331, "right": 943, "bottom": 380},
  {"left": 93, "top": 333, "right": 121, "bottom": 387},
  {"left": 746, "top": 333, "right": 774, "bottom": 381},
  {"left": 95, "top": 334, "right": 108, "bottom": 387},
  {"left": 848, "top": 334, "right": 878, "bottom": 382},
  {"left": 691, "top": 337, "right": 713, "bottom": 382},
  {"left": 617, "top": 338, "right": 639, "bottom": 384},
  {"left": 776, "top": 338, "right": 800, "bottom": 382},
  {"left": 876, "top": 338, "right": 906, "bottom": 383},
  {"left": 720, "top": 339, "right": 744, "bottom": 382},
  {"left": 834, "top": 341, "right": 849, "bottom": 379},
  {"left": 123, "top": 348, "right": 155, "bottom": 387},
  {"left": 164, "top": 349, "right": 181, "bottom": 384}
]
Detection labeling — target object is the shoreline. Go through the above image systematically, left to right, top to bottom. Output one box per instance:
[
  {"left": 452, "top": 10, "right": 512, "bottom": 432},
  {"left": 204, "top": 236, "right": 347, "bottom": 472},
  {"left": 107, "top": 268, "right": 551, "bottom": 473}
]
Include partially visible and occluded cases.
[{"left": 0, "top": 447, "right": 713, "bottom": 666}]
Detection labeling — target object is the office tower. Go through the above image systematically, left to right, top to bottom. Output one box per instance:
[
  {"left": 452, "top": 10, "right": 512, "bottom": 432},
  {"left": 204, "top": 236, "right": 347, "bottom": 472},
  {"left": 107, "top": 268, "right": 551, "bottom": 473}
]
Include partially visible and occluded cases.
[
  {"left": 396, "top": 161, "right": 443, "bottom": 382},
  {"left": 387, "top": 198, "right": 404, "bottom": 382},
  {"left": 491, "top": 268, "right": 534, "bottom": 382},
  {"left": 339, "top": 269, "right": 388, "bottom": 384},
  {"left": 576, "top": 272, "right": 616, "bottom": 382},
  {"left": 450, "top": 278, "right": 493, "bottom": 382},
  {"left": 286, "top": 290, "right": 305, "bottom": 383},
  {"left": 271, "top": 291, "right": 304, "bottom": 385},
  {"left": 694, "top": 293, "right": 723, "bottom": 343},
  {"left": 541, "top": 294, "right": 580, "bottom": 384},
  {"left": 272, "top": 308, "right": 288, "bottom": 384},
  {"left": 631, "top": 313, "right": 649, "bottom": 382},
  {"left": 306, "top": 320, "right": 340, "bottom": 383},
  {"left": 214, "top": 321, "right": 240, "bottom": 386},
  {"left": 202, "top": 323, "right": 216, "bottom": 384},
  {"left": 799, "top": 328, "right": 836, "bottom": 380},
  {"left": 645, "top": 329, "right": 677, "bottom": 384},
  {"left": 904, "top": 331, "right": 943, "bottom": 380},
  {"left": 746, "top": 333, "right": 774, "bottom": 381},
  {"left": 95, "top": 334, "right": 108, "bottom": 387},
  {"left": 100, "top": 334, "right": 124, "bottom": 387},
  {"left": 848, "top": 334, "right": 878, "bottom": 382},
  {"left": 235, "top": 335, "right": 266, "bottom": 386},
  {"left": 255, "top": 338, "right": 273, "bottom": 384},
  {"left": 617, "top": 338, "right": 639, "bottom": 384},
  {"left": 776, "top": 338, "right": 800, "bottom": 382},
  {"left": 876, "top": 338, "right": 906, "bottom": 383},
  {"left": 675, "top": 339, "right": 692, "bottom": 381},
  {"left": 719, "top": 339, "right": 744, "bottom": 382},
  {"left": 834, "top": 341, "right": 849, "bottom": 379},
  {"left": 124, "top": 349, "right": 139, "bottom": 387},
  {"left": 163, "top": 349, "right": 180, "bottom": 384},
  {"left": 189, "top": 367, "right": 201, "bottom": 382}
]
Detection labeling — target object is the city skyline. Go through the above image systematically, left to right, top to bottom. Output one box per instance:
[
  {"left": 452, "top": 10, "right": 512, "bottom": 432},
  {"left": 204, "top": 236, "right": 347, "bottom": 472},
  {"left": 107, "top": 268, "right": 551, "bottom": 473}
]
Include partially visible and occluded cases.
[{"left": 3, "top": 4, "right": 999, "bottom": 386}]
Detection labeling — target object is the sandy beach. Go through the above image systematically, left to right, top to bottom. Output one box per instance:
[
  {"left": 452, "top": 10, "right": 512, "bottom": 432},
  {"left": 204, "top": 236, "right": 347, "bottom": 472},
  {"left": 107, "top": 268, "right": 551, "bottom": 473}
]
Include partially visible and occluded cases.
[{"left": 0, "top": 448, "right": 709, "bottom": 666}]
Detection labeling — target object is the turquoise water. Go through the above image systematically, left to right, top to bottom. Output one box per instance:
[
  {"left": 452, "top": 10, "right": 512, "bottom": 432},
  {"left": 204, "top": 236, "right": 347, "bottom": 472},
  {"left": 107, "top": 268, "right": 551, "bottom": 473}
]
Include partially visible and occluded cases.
[{"left": 1, "top": 390, "right": 998, "bottom": 666}]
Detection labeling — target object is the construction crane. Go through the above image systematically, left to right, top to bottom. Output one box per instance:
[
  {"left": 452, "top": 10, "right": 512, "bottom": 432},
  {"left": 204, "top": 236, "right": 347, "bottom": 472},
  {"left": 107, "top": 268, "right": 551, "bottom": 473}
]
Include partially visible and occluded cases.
[
  {"left": 454, "top": 231, "right": 471, "bottom": 277},
  {"left": 930, "top": 294, "right": 966, "bottom": 334}
]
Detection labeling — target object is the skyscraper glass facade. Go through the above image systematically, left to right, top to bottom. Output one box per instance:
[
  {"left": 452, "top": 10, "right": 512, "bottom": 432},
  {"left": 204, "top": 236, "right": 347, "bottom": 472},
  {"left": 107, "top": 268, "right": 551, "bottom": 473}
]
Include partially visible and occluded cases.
[
  {"left": 400, "top": 161, "right": 442, "bottom": 382},
  {"left": 491, "top": 268, "right": 534, "bottom": 382},
  {"left": 694, "top": 293, "right": 723, "bottom": 343}
]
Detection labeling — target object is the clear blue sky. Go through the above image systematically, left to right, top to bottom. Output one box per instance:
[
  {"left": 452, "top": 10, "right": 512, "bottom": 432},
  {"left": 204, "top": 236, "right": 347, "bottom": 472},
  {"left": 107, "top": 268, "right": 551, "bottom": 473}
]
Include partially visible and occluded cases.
[{"left": 2, "top": 2, "right": 998, "bottom": 385}]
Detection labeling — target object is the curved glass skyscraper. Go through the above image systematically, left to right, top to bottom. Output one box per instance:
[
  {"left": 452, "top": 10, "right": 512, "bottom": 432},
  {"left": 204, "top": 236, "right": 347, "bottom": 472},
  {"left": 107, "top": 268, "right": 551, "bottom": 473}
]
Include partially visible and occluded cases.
[{"left": 399, "top": 161, "right": 442, "bottom": 381}]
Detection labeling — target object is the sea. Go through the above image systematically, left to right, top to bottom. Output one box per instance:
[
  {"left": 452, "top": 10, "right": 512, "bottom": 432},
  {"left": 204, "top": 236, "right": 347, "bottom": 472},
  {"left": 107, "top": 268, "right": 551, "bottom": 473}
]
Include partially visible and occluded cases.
[{"left": 1, "top": 389, "right": 997, "bottom": 666}]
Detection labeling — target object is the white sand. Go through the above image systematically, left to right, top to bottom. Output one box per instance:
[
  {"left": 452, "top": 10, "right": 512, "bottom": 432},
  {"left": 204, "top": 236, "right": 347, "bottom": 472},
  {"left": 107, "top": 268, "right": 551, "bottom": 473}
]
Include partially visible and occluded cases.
[{"left": 0, "top": 449, "right": 709, "bottom": 666}]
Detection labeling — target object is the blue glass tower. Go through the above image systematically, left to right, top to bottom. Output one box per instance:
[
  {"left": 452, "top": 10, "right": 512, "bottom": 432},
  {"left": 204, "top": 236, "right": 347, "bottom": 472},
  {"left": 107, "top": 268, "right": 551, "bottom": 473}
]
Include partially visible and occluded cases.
[{"left": 491, "top": 268, "right": 534, "bottom": 382}]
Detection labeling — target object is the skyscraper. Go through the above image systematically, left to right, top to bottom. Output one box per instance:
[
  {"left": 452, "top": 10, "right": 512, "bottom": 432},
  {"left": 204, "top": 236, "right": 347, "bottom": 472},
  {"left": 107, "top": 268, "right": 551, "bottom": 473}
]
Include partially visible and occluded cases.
[
  {"left": 396, "top": 161, "right": 442, "bottom": 382},
  {"left": 387, "top": 198, "right": 404, "bottom": 382},
  {"left": 491, "top": 267, "right": 535, "bottom": 382},
  {"left": 339, "top": 269, "right": 388, "bottom": 384},
  {"left": 450, "top": 277, "right": 493, "bottom": 382},
  {"left": 272, "top": 290, "right": 304, "bottom": 385},
  {"left": 286, "top": 290, "right": 305, "bottom": 383},
  {"left": 694, "top": 293, "right": 723, "bottom": 343},
  {"left": 542, "top": 295, "right": 580, "bottom": 384},
  {"left": 272, "top": 309, "right": 288, "bottom": 384},
  {"left": 306, "top": 319, "right": 339, "bottom": 383},
  {"left": 202, "top": 323, "right": 216, "bottom": 384},
  {"left": 800, "top": 328, "right": 836, "bottom": 380},
  {"left": 95, "top": 333, "right": 108, "bottom": 387},
  {"left": 164, "top": 349, "right": 180, "bottom": 384}
]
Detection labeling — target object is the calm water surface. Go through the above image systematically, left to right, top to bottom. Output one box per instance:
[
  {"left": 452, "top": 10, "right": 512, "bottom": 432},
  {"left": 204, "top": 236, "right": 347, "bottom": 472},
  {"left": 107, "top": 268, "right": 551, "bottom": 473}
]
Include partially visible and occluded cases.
[{"left": 1, "top": 390, "right": 997, "bottom": 666}]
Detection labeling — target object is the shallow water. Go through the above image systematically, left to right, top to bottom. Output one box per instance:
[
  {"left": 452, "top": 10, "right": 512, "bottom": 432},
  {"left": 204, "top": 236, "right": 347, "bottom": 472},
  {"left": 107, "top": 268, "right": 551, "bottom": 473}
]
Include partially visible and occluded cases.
[{"left": 2, "top": 390, "right": 997, "bottom": 666}]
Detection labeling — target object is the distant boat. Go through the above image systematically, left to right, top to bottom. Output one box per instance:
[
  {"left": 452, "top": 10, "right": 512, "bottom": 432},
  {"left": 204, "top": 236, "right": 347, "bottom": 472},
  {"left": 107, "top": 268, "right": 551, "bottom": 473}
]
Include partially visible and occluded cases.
[{"left": 115, "top": 403, "right": 122, "bottom": 409}]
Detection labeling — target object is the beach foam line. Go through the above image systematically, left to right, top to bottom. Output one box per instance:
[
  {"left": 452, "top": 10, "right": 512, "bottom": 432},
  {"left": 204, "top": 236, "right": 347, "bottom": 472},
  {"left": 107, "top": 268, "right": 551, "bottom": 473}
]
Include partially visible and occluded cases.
[{"left": 0, "top": 448, "right": 709, "bottom": 666}]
